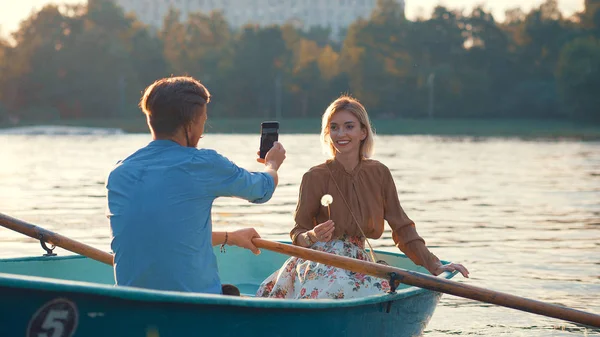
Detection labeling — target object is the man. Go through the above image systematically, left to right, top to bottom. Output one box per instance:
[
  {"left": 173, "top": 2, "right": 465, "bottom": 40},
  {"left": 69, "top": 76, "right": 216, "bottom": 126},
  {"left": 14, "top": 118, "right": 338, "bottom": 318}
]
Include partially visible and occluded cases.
[{"left": 106, "top": 76, "right": 286, "bottom": 295}]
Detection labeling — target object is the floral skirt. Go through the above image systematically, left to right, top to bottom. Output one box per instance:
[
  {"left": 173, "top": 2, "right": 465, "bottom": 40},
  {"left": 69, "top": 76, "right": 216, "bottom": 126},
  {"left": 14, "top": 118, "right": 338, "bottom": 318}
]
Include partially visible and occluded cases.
[{"left": 255, "top": 236, "right": 390, "bottom": 299}]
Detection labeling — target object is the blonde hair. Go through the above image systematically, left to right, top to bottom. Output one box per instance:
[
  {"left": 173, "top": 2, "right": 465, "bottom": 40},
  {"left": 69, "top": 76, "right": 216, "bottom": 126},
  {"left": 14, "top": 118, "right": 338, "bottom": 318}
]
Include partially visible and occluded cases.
[{"left": 320, "top": 95, "right": 375, "bottom": 159}]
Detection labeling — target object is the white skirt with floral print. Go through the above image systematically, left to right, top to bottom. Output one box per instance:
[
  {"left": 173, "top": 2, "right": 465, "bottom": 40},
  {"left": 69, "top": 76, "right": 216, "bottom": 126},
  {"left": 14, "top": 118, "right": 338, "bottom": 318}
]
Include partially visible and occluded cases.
[{"left": 255, "top": 235, "right": 391, "bottom": 299}]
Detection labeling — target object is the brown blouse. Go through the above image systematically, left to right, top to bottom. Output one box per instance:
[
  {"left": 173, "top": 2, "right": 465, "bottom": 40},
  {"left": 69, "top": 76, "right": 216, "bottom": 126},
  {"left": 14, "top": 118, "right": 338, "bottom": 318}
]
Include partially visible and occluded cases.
[{"left": 290, "top": 158, "right": 442, "bottom": 273}]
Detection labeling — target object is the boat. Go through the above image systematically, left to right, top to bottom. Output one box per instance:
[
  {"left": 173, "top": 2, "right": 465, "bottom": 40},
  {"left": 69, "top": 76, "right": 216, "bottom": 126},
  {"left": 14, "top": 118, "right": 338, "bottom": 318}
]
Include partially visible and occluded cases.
[
  {"left": 2, "top": 213, "right": 597, "bottom": 336},
  {"left": 0, "top": 244, "right": 452, "bottom": 337}
]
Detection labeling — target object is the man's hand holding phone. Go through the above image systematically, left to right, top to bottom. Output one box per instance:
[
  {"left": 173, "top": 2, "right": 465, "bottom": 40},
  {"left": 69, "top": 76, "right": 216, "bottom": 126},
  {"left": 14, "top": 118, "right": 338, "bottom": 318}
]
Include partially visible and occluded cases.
[
  {"left": 257, "top": 120, "right": 285, "bottom": 187},
  {"left": 258, "top": 141, "right": 286, "bottom": 167}
]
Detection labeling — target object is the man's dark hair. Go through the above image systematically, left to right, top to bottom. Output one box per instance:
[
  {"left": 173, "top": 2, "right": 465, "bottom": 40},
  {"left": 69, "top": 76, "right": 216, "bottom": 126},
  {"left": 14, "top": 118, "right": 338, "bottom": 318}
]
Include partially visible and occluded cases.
[{"left": 140, "top": 76, "right": 211, "bottom": 136}]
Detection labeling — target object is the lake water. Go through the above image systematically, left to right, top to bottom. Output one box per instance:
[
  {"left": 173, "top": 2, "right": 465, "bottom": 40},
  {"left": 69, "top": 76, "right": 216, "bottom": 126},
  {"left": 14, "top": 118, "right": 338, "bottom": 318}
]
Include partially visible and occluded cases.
[{"left": 0, "top": 130, "right": 599, "bottom": 336}]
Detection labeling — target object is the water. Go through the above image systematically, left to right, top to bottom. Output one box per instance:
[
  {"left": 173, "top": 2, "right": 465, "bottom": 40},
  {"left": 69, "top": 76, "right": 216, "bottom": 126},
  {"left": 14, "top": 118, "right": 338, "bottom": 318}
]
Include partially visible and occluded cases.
[{"left": 1, "top": 130, "right": 599, "bottom": 336}]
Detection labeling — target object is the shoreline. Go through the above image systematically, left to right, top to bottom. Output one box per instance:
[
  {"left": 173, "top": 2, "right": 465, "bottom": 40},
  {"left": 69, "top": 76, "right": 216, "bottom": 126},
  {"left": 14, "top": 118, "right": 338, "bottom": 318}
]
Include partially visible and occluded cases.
[{"left": 1, "top": 118, "right": 600, "bottom": 140}]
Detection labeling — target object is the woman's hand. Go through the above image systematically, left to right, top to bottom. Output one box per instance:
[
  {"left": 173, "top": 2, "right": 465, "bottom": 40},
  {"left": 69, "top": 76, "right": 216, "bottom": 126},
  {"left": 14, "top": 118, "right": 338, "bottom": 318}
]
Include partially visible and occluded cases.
[
  {"left": 308, "top": 220, "right": 335, "bottom": 242},
  {"left": 433, "top": 262, "right": 469, "bottom": 278}
]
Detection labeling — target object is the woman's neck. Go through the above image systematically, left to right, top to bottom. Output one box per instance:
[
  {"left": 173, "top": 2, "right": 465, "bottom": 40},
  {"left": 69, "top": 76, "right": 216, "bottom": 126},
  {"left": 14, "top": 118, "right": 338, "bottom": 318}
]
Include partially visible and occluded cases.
[{"left": 334, "top": 152, "right": 361, "bottom": 173}]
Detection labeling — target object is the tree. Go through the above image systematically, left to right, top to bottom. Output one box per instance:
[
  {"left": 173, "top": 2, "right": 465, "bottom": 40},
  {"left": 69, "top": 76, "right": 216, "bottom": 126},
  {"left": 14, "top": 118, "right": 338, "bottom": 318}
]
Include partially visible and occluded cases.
[
  {"left": 2, "top": 0, "right": 597, "bottom": 123},
  {"left": 62, "top": 0, "right": 143, "bottom": 118},
  {"left": 339, "top": 0, "right": 417, "bottom": 116},
  {"left": 498, "top": 0, "right": 576, "bottom": 117},
  {"left": 521, "top": 0, "right": 571, "bottom": 79},
  {"left": 582, "top": 0, "right": 600, "bottom": 32},
  {"left": 5, "top": 4, "right": 83, "bottom": 119},
  {"left": 405, "top": 6, "right": 467, "bottom": 117},
  {"left": 460, "top": 7, "right": 513, "bottom": 117},
  {"left": 160, "top": 8, "right": 187, "bottom": 75},
  {"left": 128, "top": 21, "right": 168, "bottom": 89},
  {"left": 221, "top": 26, "right": 288, "bottom": 118},
  {"left": 0, "top": 35, "right": 10, "bottom": 122},
  {"left": 556, "top": 37, "right": 600, "bottom": 121}
]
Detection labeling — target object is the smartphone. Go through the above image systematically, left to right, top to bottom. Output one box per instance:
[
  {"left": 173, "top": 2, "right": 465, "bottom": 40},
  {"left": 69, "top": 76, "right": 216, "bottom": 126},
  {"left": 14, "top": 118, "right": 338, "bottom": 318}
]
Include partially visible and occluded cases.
[{"left": 259, "top": 121, "right": 279, "bottom": 159}]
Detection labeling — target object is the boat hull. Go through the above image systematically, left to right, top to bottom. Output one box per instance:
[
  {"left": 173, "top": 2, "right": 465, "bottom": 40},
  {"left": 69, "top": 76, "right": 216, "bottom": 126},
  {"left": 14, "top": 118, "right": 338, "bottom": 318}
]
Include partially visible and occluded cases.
[
  {"left": 0, "top": 246, "right": 452, "bottom": 337},
  {"left": 1, "top": 279, "right": 441, "bottom": 337}
]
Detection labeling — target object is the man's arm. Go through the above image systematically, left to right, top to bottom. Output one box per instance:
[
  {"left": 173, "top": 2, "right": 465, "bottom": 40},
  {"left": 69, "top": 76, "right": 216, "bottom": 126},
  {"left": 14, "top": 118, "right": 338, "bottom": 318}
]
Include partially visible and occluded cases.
[
  {"left": 203, "top": 142, "right": 286, "bottom": 203},
  {"left": 257, "top": 142, "right": 286, "bottom": 187},
  {"left": 262, "top": 161, "right": 280, "bottom": 186},
  {"left": 212, "top": 229, "right": 261, "bottom": 255},
  {"left": 212, "top": 232, "right": 228, "bottom": 246}
]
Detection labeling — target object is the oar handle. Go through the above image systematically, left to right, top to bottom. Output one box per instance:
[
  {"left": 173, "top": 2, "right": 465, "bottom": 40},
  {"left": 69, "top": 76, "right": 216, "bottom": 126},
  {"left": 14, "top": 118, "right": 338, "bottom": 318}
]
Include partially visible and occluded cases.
[
  {"left": 0, "top": 213, "right": 113, "bottom": 266},
  {"left": 253, "top": 238, "right": 600, "bottom": 328}
]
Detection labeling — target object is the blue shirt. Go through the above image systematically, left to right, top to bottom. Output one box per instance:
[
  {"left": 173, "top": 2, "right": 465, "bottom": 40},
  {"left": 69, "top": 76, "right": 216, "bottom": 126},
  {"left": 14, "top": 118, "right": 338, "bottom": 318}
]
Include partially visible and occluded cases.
[{"left": 106, "top": 140, "right": 275, "bottom": 293}]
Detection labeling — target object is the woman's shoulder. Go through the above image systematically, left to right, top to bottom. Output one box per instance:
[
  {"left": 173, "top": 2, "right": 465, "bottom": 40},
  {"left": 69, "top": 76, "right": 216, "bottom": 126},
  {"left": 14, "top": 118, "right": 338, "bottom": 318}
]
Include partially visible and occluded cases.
[
  {"left": 361, "top": 159, "right": 395, "bottom": 183},
  {"left": 362, "top": 159, "right": 391, "bottom": 173},
  {"left": 303, "top": 161, "right": 330, "bottom": 177}
]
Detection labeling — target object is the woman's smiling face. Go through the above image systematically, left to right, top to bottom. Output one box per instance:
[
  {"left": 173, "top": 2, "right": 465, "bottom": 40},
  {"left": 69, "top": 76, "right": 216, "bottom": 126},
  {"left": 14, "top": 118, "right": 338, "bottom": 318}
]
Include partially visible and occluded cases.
[{"left": 328, "top": 110, "right": 367, "bottom": 157}]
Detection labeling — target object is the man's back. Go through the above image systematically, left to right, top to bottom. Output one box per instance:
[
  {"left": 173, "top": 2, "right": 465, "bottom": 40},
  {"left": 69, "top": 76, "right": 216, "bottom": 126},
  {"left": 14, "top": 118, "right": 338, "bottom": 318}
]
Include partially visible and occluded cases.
[{"left": 106, "top": 140, "right": 275, "bottom": 293}]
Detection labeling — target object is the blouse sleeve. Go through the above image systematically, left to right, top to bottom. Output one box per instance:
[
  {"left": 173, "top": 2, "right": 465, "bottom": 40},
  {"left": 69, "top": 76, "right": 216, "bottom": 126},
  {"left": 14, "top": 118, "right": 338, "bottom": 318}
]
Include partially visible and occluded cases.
[
  {"left": 382, "top": 165, "right": 422, "bottom": 245},
  {"left": 383, "top": 165, "right": 441, "bottom": 272},
  {"left": 290, "top": 171, "right": 322, "bottom": 244}
]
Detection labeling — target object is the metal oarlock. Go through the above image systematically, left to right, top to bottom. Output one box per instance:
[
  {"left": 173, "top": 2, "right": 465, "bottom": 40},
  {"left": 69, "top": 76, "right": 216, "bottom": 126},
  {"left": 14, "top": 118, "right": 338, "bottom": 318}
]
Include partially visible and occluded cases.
[{"left": 39, "top": 233, "right": 57, "bottom": 256}]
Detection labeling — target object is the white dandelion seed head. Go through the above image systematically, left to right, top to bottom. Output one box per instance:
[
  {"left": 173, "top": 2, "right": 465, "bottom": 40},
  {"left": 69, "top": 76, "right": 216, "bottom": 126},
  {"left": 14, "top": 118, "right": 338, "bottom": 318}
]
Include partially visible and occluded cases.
[{"left": 321, "top": 194, "right": 333, "bottom": 206}]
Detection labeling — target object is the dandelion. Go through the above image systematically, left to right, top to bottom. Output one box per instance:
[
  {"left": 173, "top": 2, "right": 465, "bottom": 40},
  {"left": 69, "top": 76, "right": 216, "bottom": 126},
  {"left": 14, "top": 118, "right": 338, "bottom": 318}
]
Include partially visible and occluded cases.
[{"left": 321, "top": 194, "right": 333, "bottom": 219}]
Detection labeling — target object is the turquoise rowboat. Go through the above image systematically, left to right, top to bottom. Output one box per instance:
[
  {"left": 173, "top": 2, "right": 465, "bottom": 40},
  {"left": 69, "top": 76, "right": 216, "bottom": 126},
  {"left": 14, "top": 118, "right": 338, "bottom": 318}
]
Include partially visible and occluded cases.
[
  {"left": 1, "top": 214, "right": 599, "bottom": 335},
  {"left": 0, "top": 245, "right": 454, "bottom": 337}
]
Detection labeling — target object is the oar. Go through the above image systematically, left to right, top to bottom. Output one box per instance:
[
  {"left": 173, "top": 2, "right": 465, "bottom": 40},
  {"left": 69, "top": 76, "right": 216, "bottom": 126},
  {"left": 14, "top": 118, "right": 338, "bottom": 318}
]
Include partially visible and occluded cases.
[
  {"left": 0, "top": 213, "right": 598, "bottom": 328},
  {"left": 0, "top": 213, "right": 113, "bottom": 266},
  {"left": 252, "top": 239, "right": 600, "bottom": 328}
]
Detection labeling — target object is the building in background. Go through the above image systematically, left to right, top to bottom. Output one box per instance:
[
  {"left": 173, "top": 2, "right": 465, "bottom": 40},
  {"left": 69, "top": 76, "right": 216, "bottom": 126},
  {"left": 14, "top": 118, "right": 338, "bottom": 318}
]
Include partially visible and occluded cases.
[{"left": 111, "top": 0, "right": 405, "bottom": 38}]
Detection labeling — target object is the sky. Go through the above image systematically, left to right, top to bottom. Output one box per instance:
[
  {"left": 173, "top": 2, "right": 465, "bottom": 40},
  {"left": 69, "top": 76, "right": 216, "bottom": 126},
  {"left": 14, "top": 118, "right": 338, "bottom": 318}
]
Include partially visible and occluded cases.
[{"left": 0, "top": 0, "right": 585, "bottom": 38}]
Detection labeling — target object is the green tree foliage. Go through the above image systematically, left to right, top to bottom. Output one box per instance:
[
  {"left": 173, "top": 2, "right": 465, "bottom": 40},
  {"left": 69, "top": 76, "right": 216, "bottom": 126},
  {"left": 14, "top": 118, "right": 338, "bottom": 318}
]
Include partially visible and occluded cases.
[
  {"left": 0, "top": 0, "right": 598, "bottom": 124},
  {"left": 1, "top": 0, "right": 162, "bottom": 120},
  {"left": 340, "top": 0, "right": 416, "bottom": 116},
  {"left": 582, "top": 0, "right": 600, "bottom": 33},
  {"left": 214, "top": 25, "right": 289, "bottom": 118},
  {"left": 0, "top": 33, "right": 11, "bottom": 121},
  {"left": 557, "top": 37, "right": 600, "bottom": 121}
]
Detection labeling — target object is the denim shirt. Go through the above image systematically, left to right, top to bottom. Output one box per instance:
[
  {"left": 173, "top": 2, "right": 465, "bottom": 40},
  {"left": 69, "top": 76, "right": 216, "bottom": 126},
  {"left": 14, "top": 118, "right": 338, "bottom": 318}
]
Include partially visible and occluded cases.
[{"left": 106, "top": 140, "right": 275, "bottom": 293}]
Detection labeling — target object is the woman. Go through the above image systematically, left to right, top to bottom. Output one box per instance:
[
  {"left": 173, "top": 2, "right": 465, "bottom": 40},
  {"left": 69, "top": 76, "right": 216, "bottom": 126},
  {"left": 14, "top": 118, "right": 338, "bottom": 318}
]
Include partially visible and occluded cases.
[{"left": 256, "top": 95, "right": 468, "bottom": 300}]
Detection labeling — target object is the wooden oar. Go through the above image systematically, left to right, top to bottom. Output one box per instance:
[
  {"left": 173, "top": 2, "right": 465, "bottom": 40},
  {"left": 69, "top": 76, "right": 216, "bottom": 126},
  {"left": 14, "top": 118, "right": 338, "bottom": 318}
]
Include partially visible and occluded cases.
[
  {"left": 0, "top": 213, "right": 598, "bottom": 328},
  {"left": 0, "top": 213, "right": 113, "bottom": 266},
  {"left": 252, "top": 239, "right": 600, "bottom": 328}
]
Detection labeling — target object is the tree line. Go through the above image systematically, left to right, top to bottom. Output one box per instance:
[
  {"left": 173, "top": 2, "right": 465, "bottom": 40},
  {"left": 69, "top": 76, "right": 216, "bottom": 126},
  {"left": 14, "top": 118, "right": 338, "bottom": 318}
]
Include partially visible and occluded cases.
[{"left": 0, "top": 0, "right": 599, "bottom": 124}]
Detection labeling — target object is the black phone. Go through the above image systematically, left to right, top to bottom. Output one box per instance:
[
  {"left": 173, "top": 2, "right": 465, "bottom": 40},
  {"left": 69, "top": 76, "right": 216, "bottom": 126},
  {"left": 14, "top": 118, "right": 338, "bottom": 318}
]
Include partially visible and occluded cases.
[{"left": 259, "top": 121, "right": 279, "bottom": 159}]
